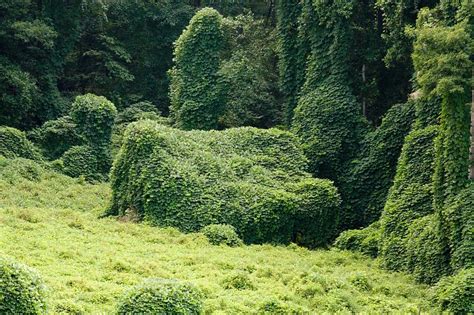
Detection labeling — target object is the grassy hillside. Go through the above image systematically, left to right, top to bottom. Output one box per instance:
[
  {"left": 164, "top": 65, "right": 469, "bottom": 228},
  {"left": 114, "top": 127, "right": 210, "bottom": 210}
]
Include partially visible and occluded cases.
[{"left": 0, "top": 158, "right": 435, "bottom": 313}]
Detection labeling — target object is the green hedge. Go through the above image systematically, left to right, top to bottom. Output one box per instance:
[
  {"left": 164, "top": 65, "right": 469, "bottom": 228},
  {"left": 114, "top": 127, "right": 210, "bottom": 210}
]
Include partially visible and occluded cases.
[
  {"left": 109, "top": 120, "right": 341, "bottom": 247},
  {"left": 0, "top": 126, "right": 42, "bottom": 161},
  {"left": 379, "top": 126, "right": 438, "bottom": 271},
  {"left": 0, "top": 256, "right": 47, "bottom": 314},
  {"left": 116, "top": 278, "right": 203, "bottom": 315}
]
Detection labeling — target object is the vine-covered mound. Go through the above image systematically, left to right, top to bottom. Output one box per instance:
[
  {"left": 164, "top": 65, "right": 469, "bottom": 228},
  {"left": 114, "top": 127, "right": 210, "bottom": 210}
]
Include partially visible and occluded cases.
[{"left": 109, "top": 120, "right": 341, "bottom": 247}]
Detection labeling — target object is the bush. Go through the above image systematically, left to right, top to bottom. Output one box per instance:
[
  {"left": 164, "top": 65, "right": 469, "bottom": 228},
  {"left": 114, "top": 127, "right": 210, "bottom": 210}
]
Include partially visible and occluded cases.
[
  {"left": 69, "top": 94, "right": 117, "bottom": 177},
  {"left": 70, "top": 94, "right": 117, "bottom": 146},
  {"left": 28, "top": 116, "right": 82, "bottom": 160},
  {"left": 109, "top": 121, "right": 341, "bottom": 247},
  {"left": 0, "top": 126, "right": 42, "bottom": 161},
  {"left": 379, "top": 126, "right": 438, "bottom": 271},
  {"left": 61, "top": 145, "right": 100, "bottom": 181},
  {"left": 444, "top": 183, "right": 474, "bottom": 272},
  {"left": 404, "top": 214, "right": 448, "bottom": 284},
  {"left": 334, "top": 222, "right": 380, "bottom": 258},
  {"left": 201, "top": 224, "right": 243, "bottom": 247},
  {"left": 0, "top": 256, "right": 47, "bottom": 314},
  {"left": 431, "top": 268, "right": 474, "bottom": 313},
  {"left": 116, "top": 278, "right": 203, "bottom": 315}
]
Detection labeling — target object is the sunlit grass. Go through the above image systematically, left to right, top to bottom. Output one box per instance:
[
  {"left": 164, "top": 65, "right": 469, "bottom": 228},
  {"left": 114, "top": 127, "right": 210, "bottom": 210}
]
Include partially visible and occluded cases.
[{"left": 0, "top": 158, "right": 435, "bottom": 313}]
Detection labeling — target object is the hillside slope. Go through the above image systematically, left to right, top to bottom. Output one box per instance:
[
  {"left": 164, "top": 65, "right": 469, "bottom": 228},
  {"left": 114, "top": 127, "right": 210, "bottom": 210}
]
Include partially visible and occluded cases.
[{"left": 0, "top": 158, "right": 435, "bottom": 313}]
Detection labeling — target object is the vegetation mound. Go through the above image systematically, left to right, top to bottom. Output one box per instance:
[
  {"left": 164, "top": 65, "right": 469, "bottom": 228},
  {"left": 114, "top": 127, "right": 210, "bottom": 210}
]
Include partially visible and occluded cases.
[
  {"left": 109, "top": 120, "right": 340, "bottom": 247},
  {"left": 0, "top": 126, "right": 42, "bottom": 161},
  {"left": 201, "top": 224, "right": 243, "bottom": 247},
  {"left": 0, "top": 256, "right": 47, "bottom": 314},
  {"left": 116, "top": 278, "right": 203, "bottom": 315}
]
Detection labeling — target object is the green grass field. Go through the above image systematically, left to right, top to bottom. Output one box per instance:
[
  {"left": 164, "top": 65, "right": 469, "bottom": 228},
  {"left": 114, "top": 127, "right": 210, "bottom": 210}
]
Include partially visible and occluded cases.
[{"left": 0, "top": 158, "right": 436, "bottom": 314}]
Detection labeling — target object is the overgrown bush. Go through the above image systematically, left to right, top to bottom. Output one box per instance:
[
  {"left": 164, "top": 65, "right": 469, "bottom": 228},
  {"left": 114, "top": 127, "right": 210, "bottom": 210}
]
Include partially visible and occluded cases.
[
  {"left": 67, "top": 94, "right": 117, "bottom": 178},
  {"left": 70, "top": 94, "right": 117, "bottom": 146},
  {"left": 28, "top": 116, "right": 82, "bottom": 160},
  {"left": 109, "top": 121, "right": 341, "bottom": 247},
  {"left": 0, "top": 126, "right": 42, "bottom": 161},
  {"left": 379, "top": 126, "right": 438, "bottom": 271},
  {"left": 60, "top": 145, "right": 100, "bottom": 181},
  {"left": 444, "top": 183, "right": 474, "bottom": 272},
  {"left": 404, "top": 214, "right": 448, "bottom": 284},
  {"left": 334, "top": 222, "right": 380, "bottom": 258},
  {"left": 201, "top": 224, "right": 243, "bottom": 247},
  {"left": 0, "top": 256, "right": 47, "bottom": 314},
  {"left": 431, "top": 268, "right": 474, "bottom": 313},
  {"left": 116, "top": 278, "right": 203, "bottom": 315}
]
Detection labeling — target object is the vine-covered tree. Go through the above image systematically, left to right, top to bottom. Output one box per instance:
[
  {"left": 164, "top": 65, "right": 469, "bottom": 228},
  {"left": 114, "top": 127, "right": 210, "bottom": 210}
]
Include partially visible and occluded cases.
[{"left": 169, "top": 8, "right": 225, "bottom": 130}]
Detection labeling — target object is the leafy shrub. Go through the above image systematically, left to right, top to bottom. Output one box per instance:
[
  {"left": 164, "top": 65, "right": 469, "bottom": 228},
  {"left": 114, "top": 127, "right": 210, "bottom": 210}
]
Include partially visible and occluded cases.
[
  {"left": 169, "top": 8, "right": 225, "bottom": 130},
  {"left": 69, "top": 94, "right": 117, "bottom": 177},
  {"left": 70, "top": 94, "right": 117, "bottom": 146},
  {"left": 339, "top": 102, "right": 416, "bottom": 229},
  {"left": 28, "top": 116, "right": 82, "bottom": 160},
  {"left": 109, "top": 121, "right": 341, "bottom": 247},
  {"left": 0, "top": 126, "right": 42, "bottom": 160},
  {"left": 379, "top": 126, "right": 438, "bottom": 271},
  {"left": 61, "top": 145, "right": 100, "bottom": 181},
  {"left": 0, "top": 157, "right": 43, "bottom": 182},
  {"left": 443, "top": 183, "right": 474, "bottom": 272},
  {"left": 404, "top": 214, "right": 448, "bottom": 284},
  {"left": 334, "top": 222, "right": 381, "bottom": 258},
  {"left": 201, "top": 224, "right": 243, "bottom": 247},
  {"left": 0, "top": 256, "right": 47, "bottom": 314},
  {"left": 431, "top": 268, "right": 474, "bottom": 313},
  {"left": 222, "top": 272, "right": 255, "bottom": 290},
  {"left": 116, "top": 278, "right": 203, "bottom": 315}
]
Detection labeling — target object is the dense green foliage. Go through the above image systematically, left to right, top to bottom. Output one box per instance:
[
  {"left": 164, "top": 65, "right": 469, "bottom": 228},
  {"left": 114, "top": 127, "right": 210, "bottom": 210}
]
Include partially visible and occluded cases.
[
  {"left": 291, "top": 0, "right": 367, "bottom": 184},
  {"left": 169, "top": 8, "right": 225, "bottom": 130},
  {"left": 339, "top": 102, "right": 416, "bottom": 229},
  {"left": 27, "top": 116, "right": 82, "bottom": 160},
  {"left": 110, "top": 121, "right": 341, "bottom": 247},
  {"left": 0, "top": 126, "right": 42, "bottom": 161},
  {"left": 379, "top": 126, "right": 438, "bottom": 272},
  {"left": 60, "top": 145, "right": 100, "bottom": 181},
  {"left": 334, "top": 222, "right": 381, "bottom": 258},
  {"left": 201, "top": 224, "right": 243, "bottom": 247},
  {"left": 0, "top": 256, "right": 47, "bottom": 314},
  {"left": 431, "top": 268, "right": 474, "bottom": 313},
  {"left": 116, "top": 278, "right": 203, "bottom": 315}
]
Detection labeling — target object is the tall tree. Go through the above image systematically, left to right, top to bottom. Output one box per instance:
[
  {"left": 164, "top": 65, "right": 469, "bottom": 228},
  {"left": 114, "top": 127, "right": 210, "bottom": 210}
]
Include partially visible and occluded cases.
[{"left": 169, "top": 7, "right": 225, "bottom": 130}]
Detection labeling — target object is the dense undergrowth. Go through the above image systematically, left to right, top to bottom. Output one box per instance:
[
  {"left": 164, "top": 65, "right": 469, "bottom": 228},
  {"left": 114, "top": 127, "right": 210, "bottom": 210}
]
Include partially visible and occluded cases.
[{"left": 0, "top": 158, "right": 436, "bottom": 313}]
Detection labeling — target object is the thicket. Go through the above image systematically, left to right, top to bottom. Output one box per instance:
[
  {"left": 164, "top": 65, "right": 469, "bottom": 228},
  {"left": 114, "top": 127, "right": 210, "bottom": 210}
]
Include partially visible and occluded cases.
[
  {"left": 169, "top": 8, "right": 225, "bottom": 130},
  {"left": 339, "top": 102, "right": 416, "bottom": 229},
  {"left": 28, "top": 116, "right": 82, "bottom": 160},
  {"left": 109, "top": 120, "right": 341, "bottom": 247},
  {"left": 0, "top": 126, "right": 42, "bottom": 161},
  {"left": 379, "top": 126, "right": 438, "bottom": 272},
  {"left": 334, "top": 222, "right": 380, "bottom": 258},
  {"left": 0, "top": 257, "right": 47, "bottom": 314},
  {"left": 431, "top": 268, "right": 474, "bottom": 313},
  {"left": 116, "top": 278, "right": 203, "bottom": 315}
]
